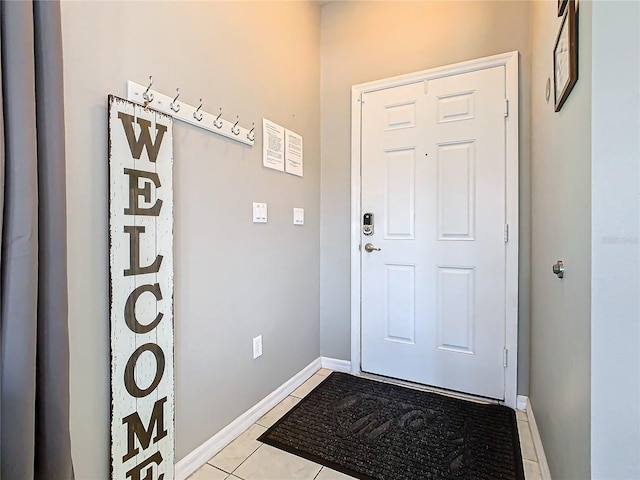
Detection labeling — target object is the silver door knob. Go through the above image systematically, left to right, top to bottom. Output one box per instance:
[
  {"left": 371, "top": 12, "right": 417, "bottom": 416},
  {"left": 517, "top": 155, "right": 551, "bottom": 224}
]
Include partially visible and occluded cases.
[
  {"left": 364, "top": 243, "right": 381, "bottom": 253},
  {"left": 552, "top": 260, "right": 564, "bottom": 278}
]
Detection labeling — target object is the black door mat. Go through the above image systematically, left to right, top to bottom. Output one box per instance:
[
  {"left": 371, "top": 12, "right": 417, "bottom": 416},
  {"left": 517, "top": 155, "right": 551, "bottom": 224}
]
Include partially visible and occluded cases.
[{"left": 258, "top": 372, "right": 524, "bottom": 480}]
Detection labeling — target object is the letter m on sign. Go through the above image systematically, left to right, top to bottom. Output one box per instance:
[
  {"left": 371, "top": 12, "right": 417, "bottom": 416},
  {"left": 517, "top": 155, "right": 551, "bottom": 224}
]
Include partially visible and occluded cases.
[{"left": 108, "top": 95, "right": 174, "bottom": 480}]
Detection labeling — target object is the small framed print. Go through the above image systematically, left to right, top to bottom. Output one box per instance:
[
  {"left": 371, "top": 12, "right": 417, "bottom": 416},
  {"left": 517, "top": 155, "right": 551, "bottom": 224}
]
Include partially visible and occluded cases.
[
  {"left": 554, "top": 0, "right": 578, "bottom": 112},
  {"left": 558, "top": 0, "right": 568, "bottom": 16}
]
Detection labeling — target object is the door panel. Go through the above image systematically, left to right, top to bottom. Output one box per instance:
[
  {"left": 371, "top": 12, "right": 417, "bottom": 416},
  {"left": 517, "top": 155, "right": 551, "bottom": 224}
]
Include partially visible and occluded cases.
[
  {"left": 360, "top": 66, "right": 507, "bottom": 400},
  {"left": 437, "top": 141, "right": 476, "bottom": 240},
  {"left": 385, "top": 148, "right": 416, "bottom": 239},
  {"left": 385, "top": 264, "right": 416, "bottom": 344},
  {"left": 437, "top": 265, "right": 475, "bottom": 354}
]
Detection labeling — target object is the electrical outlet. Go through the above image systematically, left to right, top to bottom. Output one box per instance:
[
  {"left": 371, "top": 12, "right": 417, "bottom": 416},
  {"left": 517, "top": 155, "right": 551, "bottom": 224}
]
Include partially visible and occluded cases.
[{"left": 253, "top": 335, "right": 263, "bottom": 359}]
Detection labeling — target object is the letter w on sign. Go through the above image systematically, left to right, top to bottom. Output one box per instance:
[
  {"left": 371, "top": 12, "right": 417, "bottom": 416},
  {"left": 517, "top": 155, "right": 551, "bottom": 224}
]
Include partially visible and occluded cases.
[
  {"left": 108, "top": 96, "right": 174, "bottom": 480},
  {"left": 117, "top": 112, "right": 167, "bottom": 163}
]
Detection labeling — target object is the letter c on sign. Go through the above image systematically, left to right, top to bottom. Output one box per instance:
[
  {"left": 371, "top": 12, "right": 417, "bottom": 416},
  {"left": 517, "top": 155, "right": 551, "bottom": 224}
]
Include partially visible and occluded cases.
[
  {"left": 124, "top": 283, "right": 164, "bottom": 334},
  {"left": 124, "top": 343, "right": 165, "bottom": 398}
]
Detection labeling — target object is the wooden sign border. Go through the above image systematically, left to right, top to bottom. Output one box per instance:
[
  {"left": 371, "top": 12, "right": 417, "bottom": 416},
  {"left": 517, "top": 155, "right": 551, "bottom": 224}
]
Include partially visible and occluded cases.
[{"left": 108, "top": 95, "right": 175, "bottom": 480}]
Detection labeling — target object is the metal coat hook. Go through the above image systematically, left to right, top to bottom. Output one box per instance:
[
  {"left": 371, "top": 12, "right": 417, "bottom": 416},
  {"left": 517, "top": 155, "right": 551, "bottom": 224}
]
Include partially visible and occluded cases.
[
  {"left": 142, "top": 76, "right": 154, "bottom": 105},
  {"left": 126, "top": 80, "right": 255, "bottom": 146},
  {"left": 170, "top": 88, "right": 181, "bottom": 113},
  {"left": 193, "top": 99, "right": 203, "bottom": 121},
  {"left": 214, "top": 108, "right": 223, "bottom": 129},
  {"left": 232, "top": 115, "right": 241, "bottom": 135}
]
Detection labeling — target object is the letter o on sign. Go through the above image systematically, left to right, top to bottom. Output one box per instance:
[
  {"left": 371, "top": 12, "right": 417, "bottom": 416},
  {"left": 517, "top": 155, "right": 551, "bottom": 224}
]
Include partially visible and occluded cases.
[{"left": 124, "top": 343, "right": 165, "bottom": 398}]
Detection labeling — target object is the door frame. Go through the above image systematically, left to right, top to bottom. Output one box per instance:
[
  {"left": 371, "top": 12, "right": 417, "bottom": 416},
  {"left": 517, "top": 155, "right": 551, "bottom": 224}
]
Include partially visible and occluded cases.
[{"left": 350, "top": 51, "right": 520, "bottom": 408}]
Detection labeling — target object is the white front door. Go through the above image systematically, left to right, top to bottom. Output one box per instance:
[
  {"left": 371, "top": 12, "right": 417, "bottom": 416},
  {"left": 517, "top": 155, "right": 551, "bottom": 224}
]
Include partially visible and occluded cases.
[{"left": 360, "top": 65, "right": 508, "bottom": 400}]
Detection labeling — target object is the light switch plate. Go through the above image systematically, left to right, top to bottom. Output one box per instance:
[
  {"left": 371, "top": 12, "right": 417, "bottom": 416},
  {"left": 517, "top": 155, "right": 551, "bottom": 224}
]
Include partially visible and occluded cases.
[
  {"left": 253, "top": 202, "right": 267, "bottom": 223},
  {"left": 293, "top": 207, "right": 304, "bottom": 225},
  {"left": 253, "top": 335, "right": 262, "bottom": 359}
]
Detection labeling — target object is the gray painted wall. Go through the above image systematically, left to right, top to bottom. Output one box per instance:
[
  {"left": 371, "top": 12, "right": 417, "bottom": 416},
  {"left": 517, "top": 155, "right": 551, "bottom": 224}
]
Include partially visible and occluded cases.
[
  {"left": 319, "top": 1, "right": 533, "bottom": 394},
  {"left": 529, "top": 1, "right": 592, "bottom": 478},
  {"left": 61, "top": 2, "right": 320, "bottom": 477},
  {"left": 591, "top": 2, "right": 640, "bottom": 478}
]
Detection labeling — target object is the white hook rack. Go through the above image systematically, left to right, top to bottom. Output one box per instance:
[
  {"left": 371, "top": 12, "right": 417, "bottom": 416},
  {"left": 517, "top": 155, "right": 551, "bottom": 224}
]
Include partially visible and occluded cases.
[{"left": 126, "top": 80, "right": 255, "bottom": 147}]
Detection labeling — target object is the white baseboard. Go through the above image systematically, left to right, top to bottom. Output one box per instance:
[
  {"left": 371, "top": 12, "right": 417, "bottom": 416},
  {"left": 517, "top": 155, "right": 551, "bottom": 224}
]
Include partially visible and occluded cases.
[
  {"left": 320, "top": 356, "right": 352, "bottom": 373},
  {"left": 175, "top": 357, "right": 322, "bottom": 480},
  {"left": 517, "top": 395, "right": 528, "bottom": 411},
  {"left": 526, "top": 398, "right": 552, "bottom": 480}
]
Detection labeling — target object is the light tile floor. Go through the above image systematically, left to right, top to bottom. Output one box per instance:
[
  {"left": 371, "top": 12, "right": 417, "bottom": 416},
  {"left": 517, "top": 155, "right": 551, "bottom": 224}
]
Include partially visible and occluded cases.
[{"left": 189, "top": 369, "right": 542, "bottom": 480}]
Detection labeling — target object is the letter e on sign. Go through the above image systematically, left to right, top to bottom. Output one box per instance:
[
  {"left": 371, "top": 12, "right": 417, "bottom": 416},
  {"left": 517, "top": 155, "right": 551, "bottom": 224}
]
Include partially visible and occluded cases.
[{"left": 108, "top": 95, "right": 174, "bottom": 479}]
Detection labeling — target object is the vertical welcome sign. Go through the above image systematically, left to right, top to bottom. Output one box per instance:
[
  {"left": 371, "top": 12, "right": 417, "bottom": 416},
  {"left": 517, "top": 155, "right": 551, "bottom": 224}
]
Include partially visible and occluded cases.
[{"left": 108, "top": 96, "right": 174, "bottom": 479}]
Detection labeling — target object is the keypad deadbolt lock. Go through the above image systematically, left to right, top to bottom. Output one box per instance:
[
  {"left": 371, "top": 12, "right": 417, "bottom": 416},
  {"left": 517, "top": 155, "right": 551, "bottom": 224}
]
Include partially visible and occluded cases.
[{"left": 363, "top": 213, "right": 374, "bottom": 236}]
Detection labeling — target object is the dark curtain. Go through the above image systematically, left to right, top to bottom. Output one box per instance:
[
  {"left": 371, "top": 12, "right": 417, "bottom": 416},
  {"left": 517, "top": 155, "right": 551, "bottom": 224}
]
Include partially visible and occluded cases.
[{"left": 0, "top": 0, "right": 74, "bottom": 478}]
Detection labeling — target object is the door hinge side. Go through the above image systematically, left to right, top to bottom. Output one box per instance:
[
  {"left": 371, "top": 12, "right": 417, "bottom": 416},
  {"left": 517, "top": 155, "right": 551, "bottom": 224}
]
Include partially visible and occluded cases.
[
  {"left": 424, "top": 80, "right": 429, "bottom": 95},
  {"left": 504, "top": 99, "right": 509, "bottom": 117},
  {"left": 504, "top": 224, "right": 509, "bottom": 243},
  {"left": 503, "top": 348, "right": 508, "bottom": 368}
]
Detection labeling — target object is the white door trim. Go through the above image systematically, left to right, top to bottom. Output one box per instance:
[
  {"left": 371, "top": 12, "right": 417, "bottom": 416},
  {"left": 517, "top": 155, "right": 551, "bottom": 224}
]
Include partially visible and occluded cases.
[{"left": 350, "top": 51, "right": 519, "bottom": 408}]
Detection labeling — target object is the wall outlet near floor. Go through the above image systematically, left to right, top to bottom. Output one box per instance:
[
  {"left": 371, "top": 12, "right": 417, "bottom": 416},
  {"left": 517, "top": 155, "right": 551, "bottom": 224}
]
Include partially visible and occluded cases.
[{"left": 253, "top": 335, "right": 263, "bottom": 359}]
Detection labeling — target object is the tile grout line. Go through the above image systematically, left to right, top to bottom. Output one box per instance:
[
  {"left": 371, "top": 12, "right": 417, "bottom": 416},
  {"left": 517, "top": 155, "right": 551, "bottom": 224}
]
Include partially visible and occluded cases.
[
  {"left": 214, "top": 394, "right": 309, "bottom": 478},
  {"left": 517, "top": 418, "right": 539, "bottom": 463},
  {"left": 520, "top": 419, "right": 542, "bottom": 479},
  {"left": 205, "top": 423, "right": 268, "bottom": 474},
  {"left": 226, "top": 430, "right": 266, "bottom": 479},
  {"left": 227, "top": 437, "right": 325, "bottom": 480},
  {"left": 206, "top": 440, "right": 260, "bottom": 475}
]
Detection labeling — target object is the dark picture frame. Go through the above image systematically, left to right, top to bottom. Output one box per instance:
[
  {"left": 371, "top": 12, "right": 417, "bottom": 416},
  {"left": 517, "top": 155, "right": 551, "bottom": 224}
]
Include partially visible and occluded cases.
[
  {"left": 554, "top": 0, "right": 578, "bottom": 112},
  {"left": 558, "top": 0, "right": 568, "bottom": 17}
]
